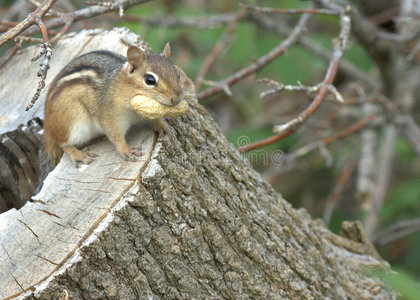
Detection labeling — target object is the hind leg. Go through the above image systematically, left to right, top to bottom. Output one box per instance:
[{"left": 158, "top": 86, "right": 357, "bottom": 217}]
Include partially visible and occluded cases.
[
  {"left": 104, "top": 131, "right": 143, "bottom": 162},
  {"left": 61, "top": 145, "right": 98, "bottom": 167}
]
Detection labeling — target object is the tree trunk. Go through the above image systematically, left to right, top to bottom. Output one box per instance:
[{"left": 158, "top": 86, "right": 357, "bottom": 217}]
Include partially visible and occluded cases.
[{"left": 0, "top": 29, "right": 395, "bottom": 299}]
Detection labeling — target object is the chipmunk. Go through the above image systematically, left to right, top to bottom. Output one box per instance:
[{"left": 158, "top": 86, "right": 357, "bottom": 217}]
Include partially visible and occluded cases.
[{"left": 42, "top": 43, "right": 188, "bottom": 171}]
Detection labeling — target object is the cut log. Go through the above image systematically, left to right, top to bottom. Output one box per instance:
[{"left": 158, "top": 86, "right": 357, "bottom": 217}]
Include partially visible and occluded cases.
[
  {"left": 0, "top": 27, "right": 143, "bottom": 212},
  {"left": 0, "top": 28, "right": 395, "bottom": 299}
]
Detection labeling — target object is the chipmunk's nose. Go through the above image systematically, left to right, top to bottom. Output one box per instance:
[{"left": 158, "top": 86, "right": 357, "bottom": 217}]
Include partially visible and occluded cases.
[{"left": 171, "top": 97, "right": 181, "bottom": 105}]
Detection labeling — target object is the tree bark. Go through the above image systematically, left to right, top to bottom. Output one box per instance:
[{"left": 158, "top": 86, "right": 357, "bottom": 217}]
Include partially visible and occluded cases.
[{"left": 0, "top": 29, "right": 395, "bottom": 299}]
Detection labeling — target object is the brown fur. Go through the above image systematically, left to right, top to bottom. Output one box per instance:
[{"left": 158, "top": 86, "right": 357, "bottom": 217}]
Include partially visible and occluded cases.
[{"left": 43, "top": 44, "right": 186, "bottom": 169}]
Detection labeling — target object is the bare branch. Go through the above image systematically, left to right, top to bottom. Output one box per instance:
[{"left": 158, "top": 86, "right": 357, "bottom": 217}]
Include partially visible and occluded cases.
[
  {"left": 0, "top": 0, "right": 57, "bottom": 47},
  {"left": 0, "top": 0, "right": 154, "bottom": 110},
  {"left": 13, "top": 0, "right": 153, "bottom": 38},
  {"left": 86, "top": 0, "right": 135, "bottom": 17},
  {"left": 320, "top": 0, "right": 397, "bottom": 95},
  {"left": 240, "top": 3, "right": 339, "bottom": 16},
  {"left": 369, "top": 6, "right": 399, "bottom": 26},
  {"left": 238, "top": 7, "right": 351, "bottom": 152},
  {"left": 91, "top": 9, "right": 378, "bottom": 91},
  {"left": 195, "top": 10, "right": 246, "bottom": 90},
  {"left": 120, "top": 13, "right": 238, "bottom": 28},
  {"left": 197, "top": 14, "right": 311, "bottom": 100},
  {"left": 250, "top": 14, "right": 379, "bottom": 89},
  {"left": 49, "top": 17, "right": 74, "bottom": 44},
  {"left": 0, "top": 21, "right": 19, "bottom": 33},
  {"left": 14, "top": 36, "right": 43, "bottom": 43},
  {"left": 297, "top": 36, "right": 379, "bottom": 89},
  {"left": 407, "top": 39, "right": 420, "bottom": 61},
  {"left": 26, "top": 41, "right": 52, "bottom": 111},
  {"left": 0, "top": 44, "right": 21, "bottom": 69},
  {"left": 258, "top": 79, "right": 344, "bottom": 103},
  {"left": 287, "top": 113, "right": 376, "bottom": 161},
  {"left": 322, "top": 113, "right": 376, "bottom": 145},
  {"left": 396, "top": 115, "right": 420, "bottom": 157},
  {"left": 365, "top": 124, "right": 397, "bottom": 238},
  {"left": 356, "top": 127, "right": 377, "bottom": 204},
  {"left": 323, "top": 160, "right": 357, "bottom": 225},
  {"left": 375, "top": 218, "right": 420, "bottom": 245}
]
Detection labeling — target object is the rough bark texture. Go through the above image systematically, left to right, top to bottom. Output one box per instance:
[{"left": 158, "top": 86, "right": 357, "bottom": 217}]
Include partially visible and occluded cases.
[
  {"left": 0, "top": 29, "right": 395, "bottom": 299},
  {"left": 6, "top": 99, "right": 393, "bottom": 300}
]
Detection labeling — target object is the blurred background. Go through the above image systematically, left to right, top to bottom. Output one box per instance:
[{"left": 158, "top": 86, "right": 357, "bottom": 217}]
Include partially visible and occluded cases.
[{"left": 1, "top": 0, "right": 420, "bottom": 295}]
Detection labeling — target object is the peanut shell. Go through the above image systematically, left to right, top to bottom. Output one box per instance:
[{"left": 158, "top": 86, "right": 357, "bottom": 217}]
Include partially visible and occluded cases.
[{"left": 130, "top": 96, "right": 189, "bottom": 120}]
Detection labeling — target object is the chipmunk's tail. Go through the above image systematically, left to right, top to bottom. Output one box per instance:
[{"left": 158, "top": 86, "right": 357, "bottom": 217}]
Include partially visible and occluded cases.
[{"left": 35, "top": 132, "right": 63, "bottom": 193}]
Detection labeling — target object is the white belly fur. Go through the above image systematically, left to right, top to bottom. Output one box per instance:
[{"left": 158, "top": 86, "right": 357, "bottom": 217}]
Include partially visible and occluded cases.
[
  {"left": 67, "top": 109, "right": 144, "bottom": 146},
  {"left": 122, "top": 109, "right": 144, "bottom": 133},
  {"left": 68, "top": 119, "right": 104, "bottom": 146}
]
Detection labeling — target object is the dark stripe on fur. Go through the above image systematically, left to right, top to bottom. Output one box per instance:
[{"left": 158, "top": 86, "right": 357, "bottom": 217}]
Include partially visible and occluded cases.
[
  {"left": 60, "top": 64, "right": 104, "bottom": 79},
  {"left": 48, "top": 77, "right": 96, "bottom": 102}
]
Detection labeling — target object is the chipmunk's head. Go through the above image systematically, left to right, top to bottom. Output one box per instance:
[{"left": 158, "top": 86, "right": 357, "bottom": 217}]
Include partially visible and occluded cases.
[{"left": 126, "top": 43, "right": 183, "bottom": 106}]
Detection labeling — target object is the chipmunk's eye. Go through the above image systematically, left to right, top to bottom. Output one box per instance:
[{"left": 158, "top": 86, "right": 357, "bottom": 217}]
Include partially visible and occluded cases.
[{"left": 144, "top": 73, "right": 157, "bottom": 86}]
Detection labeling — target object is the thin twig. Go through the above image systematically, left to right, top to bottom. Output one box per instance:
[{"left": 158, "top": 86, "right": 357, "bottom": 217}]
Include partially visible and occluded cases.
[
  {"left": 0, "top": 0, "right": 57, "bottom": 47},
  {"left": 0, "top": 0, "right": 153, "bottom": 109},
  {"left": 8, "top": 0, "right": 153, "bottom": 39},
  {"left": 28, "top": 0, "right": 60, "bottom": 16},
  {"left": 86, "top": 0, "right": 127, "bottom": 17},
  {"left": 322, "top": 0, "right": 396, "bottom": 96},
  {"left": 240, "top": 3, "right": 339, "bottom": 16},
  {"left": 369, "top": 6, "right": 399, "bottom": 26},
  {"left": 238, "top": 7, "right": 351, "bottom": 152},
  {"left": 195, "top": 10, "right": 246, "bottom": 90},
  {"left": 22, "top": 12, "right": 53, "bottom": 111},
  {"left": 119, "top": 13, "right": 238, "bottom": 28},
  {"left": 197, "top": 13, "right": 311, "bottom": 100},
  {"left": 250, "top": 13, "right": 379, "bottom": 89},
  {"left": 49, "top": 16, "right": 74, "bottom": 44},
  {"left": 0, "top": 21, "right": 19, "bottom": 33},
  {"left": 0, "top": 21, "right": 19, "bottom": 27},
  {"left": 14, "top": 36, "right": 43, "bottom": 43},
  {"left": 407, "top": 39, "right": 420, "bottom": 61},
  {"left": 26, "top": 41, "right": 52, "bottom": 111},
  {"left": 0, "top": 44, "right": 21, "bottom": 69},
  {"left": 258, "top": 79, "right": 344, "bottom": 103},
  {"left": 287, "top": 113, "right": 376, "bottom": 161},
  {"left": 322, "top": 113, "right": 376, "bottom": 144},
  {"left": 397, "top": 115, "right": 420, "bottom": 157},
  {"left": 364, "top": 124, "right": 397, "bottom": 238},
  {"left": 356, "top": 126, "right": 377, "bottom": 205},
  {"left": 323, "top": 160, "right": 357, "bottom": 225},
  {"left": 375, "top": 218, "right": 420, "bottom": 245}
]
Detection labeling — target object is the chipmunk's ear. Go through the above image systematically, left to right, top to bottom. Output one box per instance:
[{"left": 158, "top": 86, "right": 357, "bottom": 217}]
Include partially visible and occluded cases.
[
  {"left": 162, "top": 42, "right": 171, "bottom": 59},
  {"left": 127, "top": 46, "right": 146, "bottom": 74}
]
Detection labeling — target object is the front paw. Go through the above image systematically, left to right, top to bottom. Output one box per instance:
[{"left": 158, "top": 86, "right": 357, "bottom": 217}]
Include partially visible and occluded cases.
[
  {"left": 154, "top": 119, "right": 174, "bottom": 140},
  {"left": 122, "top": 146, "right": 143, "bottom": 162},
  {"left": 75, "top": 150, "right": 98, "bottom": 167}
]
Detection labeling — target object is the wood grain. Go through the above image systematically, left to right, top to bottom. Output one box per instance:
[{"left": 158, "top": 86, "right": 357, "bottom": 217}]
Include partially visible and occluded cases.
[
  {"left": 0, "top": 27, "right": 139, "bottom": 135},
  {"left": 0, "top": 28, "right": 157, "bottom": 299},
  {"left": 0, "top": 28, "right": 144, "bottom": 212}
]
